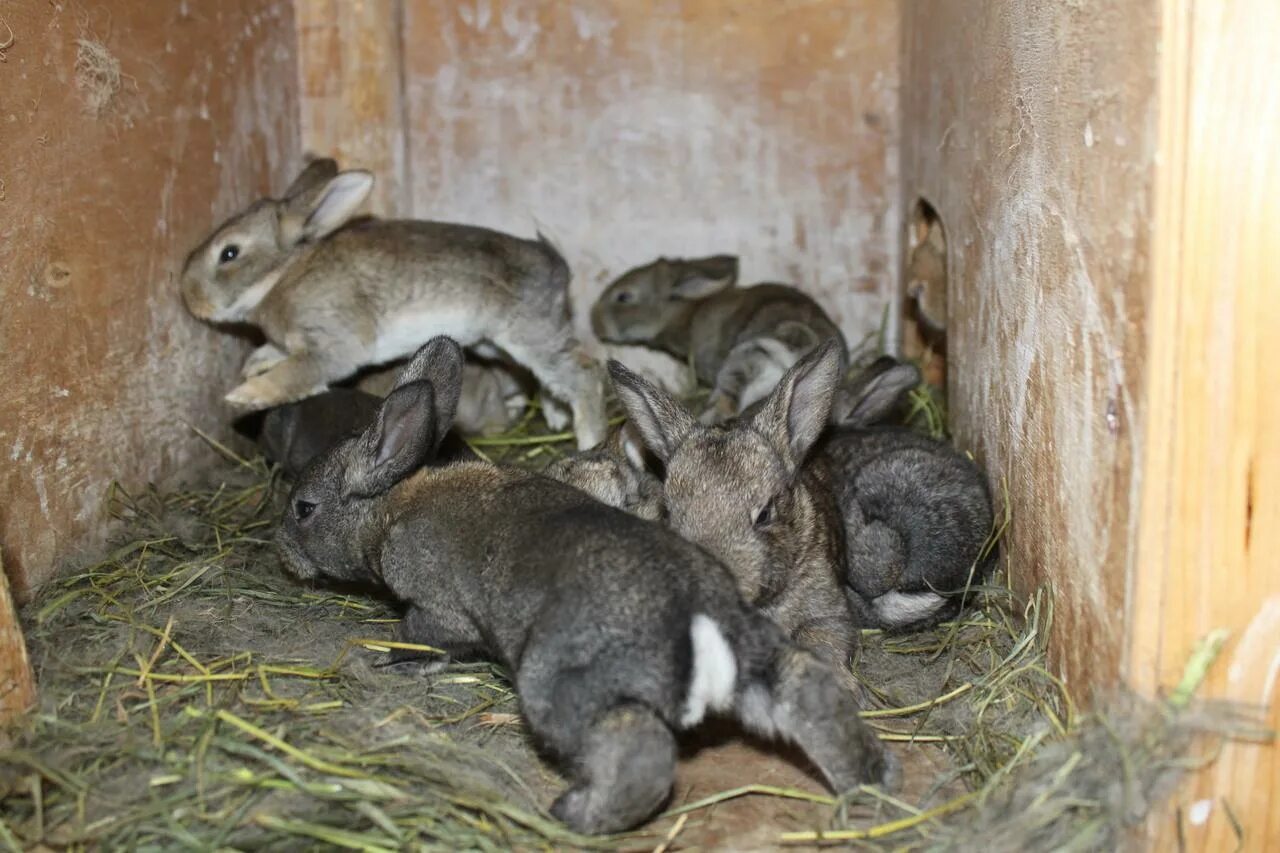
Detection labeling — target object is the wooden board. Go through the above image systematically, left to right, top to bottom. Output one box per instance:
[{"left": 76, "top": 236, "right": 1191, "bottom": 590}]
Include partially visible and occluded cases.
[{"left": 1131, "top": 0, "right": 1280, "bottom": 846}]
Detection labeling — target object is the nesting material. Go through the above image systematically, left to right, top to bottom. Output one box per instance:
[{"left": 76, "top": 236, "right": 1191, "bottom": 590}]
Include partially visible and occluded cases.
[
  {"left": 73, "top": 38, "right": 122, "bottom": 117},
  {"left": 0, "top": 386, "right": 1267, "bottom": 849}
]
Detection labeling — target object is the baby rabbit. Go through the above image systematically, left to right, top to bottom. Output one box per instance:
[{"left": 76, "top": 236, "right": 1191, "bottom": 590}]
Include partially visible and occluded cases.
[
  {"left": 181, "top": 157, "right": 606, "bottom": 450},
  {"left": 591, "top": 255, "right": 848, "bottom": 425},
  {"left": 276, "top": 337, "right": 895, "bottom": 834},
  {"left": 609, "top": 345, "right": 861, "bottom": 683},
  {"left": 819, "top": 356, "right": 995, "bottom": 630},
  {"left": 357, "top": 358, "right": 530, "bottom": 437},
  {"left": 259, "top": 388, "right": 474, "bottom": 479},
  {"left": 544, "top": 424, "right": 663, "bottom": 521}
]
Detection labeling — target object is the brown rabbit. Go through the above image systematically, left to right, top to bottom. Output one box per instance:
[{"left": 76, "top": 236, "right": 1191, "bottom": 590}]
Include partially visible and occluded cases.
[
  {"left": 181, "top": 158, "right": 606, "bottom": 450},
  {"left": 591, "top": 255, "right": 848, "bottom": 424},
  {"left": 545, "top": 424, "right": 664, "bottom": 521}
]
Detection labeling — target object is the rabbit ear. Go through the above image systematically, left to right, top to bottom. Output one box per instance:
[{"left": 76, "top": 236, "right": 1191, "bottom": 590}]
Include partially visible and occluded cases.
[
  {"left": 283, "top": 158, "right": 340, "bottom": 202},
  {"left": 282, "top": 170, "right": 374, "bottom": 245},
  {"left": 670, "top": 255, "right": 739, "bottom": 300},
  {"left": 395, "top": 337, "right": 465, "bottom": 452},
  {"left": 753, "top": 339, "right": 842, "bottom": 473},
  {"left": 835, "top": 357, "right": 922, "bottom": 427},
  {"left": 608, "top": 360, "right": 695, "bottom": 464},
  {"left": 343, "top": 381, "right": 439, "bottom": 497}
]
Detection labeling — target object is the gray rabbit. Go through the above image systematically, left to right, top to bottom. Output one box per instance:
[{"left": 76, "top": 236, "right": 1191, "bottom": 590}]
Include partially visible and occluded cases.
[
  {"left": 181, "top": 157, "right": 606, "bottom": 450},
  {"left": 591, "top": 255, "right": 848, "bottom": 424},
  {"left": 275, "top": 337, "right": 895, "bottom": 834},
  {"left": 613, "top": 343, "right": 994, "bottom": 637},
  {"left": 608, "top": 345, "right": 862, "bottom": 684},
  {"left": 820, "top": 356, "right": 995, "bottom": 630},
  {"left": 258, "top": 388, "right": 475, "bottom": 479},
  {"left": 544, "top": 424, "right": 664, "bottom": 521}
]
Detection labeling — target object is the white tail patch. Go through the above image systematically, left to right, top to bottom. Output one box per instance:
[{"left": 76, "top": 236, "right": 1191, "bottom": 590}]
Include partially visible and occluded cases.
[
  {"left": 872, "top": 591, "right": 947, "bottom": 626},
  {"left": 679, "top": 614, "right": 737, "bottom": 728}
]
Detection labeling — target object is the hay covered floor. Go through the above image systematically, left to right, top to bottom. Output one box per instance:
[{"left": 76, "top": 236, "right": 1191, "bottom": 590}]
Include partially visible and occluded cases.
[{"left": 0, "top": 399, "right": 1263, "bottom": 851}]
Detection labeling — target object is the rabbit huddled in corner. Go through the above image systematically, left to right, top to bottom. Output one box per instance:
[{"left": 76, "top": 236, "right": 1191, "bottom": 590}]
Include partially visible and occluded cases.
[
  {"left": 181, "top": 157, "right": 606, "bottom": 450},
  {"left": 591, "top": 255, "right": 848, "bottom": 425},
  {"left": 275, "top": 336, "right": 895, "bottom": 834},
  {"left": 613, "top": 342, "right": 995, "bottom": 640},
  {"left": 609, "top": 346, "right": 863, "bottom": 686},
  {"left": 818, "top": 356, "right": 995, "bottom": 631},
  {"left": 257, "top": 388, "right": 475, "bottom": 479},
  {"left": 544, "top": 423, "right": 664, "bottom": 521}
]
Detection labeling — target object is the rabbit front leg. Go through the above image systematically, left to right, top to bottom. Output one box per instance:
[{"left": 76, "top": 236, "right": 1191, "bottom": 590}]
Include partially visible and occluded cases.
[
  {"left": 500, "top": 334, "right": 607, "bottom": 450},
  {"left": 699, "top": 337, "right": 799, "bottom": 425},
  {"left": 241, "top": 342, "right": 288, "bottom": 379},
  {"left": 225, "top": 352, "right": 334, "bottom": 410},
  {"left": 376, "top": 604, "right": 488, "bottom": 674}
]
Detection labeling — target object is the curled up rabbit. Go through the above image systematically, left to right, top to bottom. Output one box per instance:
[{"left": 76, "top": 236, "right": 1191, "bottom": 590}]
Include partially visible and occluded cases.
[
  {"left": 181, "top": 157, "right": 606, "bottom": 450},
  {"left": 591, "top": 255, "right": 848, "bottom": 424},
  {"left": 275, "top": 336, "right": 896, "bottom": 834},
  {"left": 819, "top": 356, "right": 995, "bottom": 631}
]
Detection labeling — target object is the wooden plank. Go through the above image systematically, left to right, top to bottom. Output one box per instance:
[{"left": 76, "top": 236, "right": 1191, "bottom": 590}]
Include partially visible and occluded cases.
[
  {"left": 295, "top": 0, "right": 409, "bottom": 216},
  {"left": 1131, "top": 0, "right": 1279, "bottom": 846}
]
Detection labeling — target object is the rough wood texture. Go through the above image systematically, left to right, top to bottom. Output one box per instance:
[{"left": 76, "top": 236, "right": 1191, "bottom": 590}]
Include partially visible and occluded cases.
[
  {"left": 0, "top": 0, "right": 300, "bottom": 596},
  {"left": 296, "top": 0, "right": 409, "bottom": 216},
  {"left": 396, "top": 0, "right": 901, "bottom": 348},
  {"left": 899, "top": 0, "right": 1158, "bottom": 693},
  {"left": 1132, "top": 0, "right": 1279, "bottom": 846}
]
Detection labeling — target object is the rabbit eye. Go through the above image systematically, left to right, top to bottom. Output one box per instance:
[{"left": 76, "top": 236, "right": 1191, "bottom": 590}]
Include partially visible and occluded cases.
[
  {"left": 219, "top": 244, "right": 241, "bottom": 264},
  {"left": 614, "top": 290, "right": 633, "bottom": 304},
  {"left": 294, "top": 499, "right": 317, "bottom": 520},
  {"left": 753, "top": 500, "right": 775, "bottom": 528}
]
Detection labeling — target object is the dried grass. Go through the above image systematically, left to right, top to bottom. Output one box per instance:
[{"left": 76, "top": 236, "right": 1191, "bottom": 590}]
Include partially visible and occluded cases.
[{"left": 0, "top": 386, "right": 1268, "bottom": 850}]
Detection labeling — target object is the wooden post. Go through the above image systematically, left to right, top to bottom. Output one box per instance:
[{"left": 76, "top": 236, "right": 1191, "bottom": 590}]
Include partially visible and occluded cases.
[
  {"left": 295, "top": 0, "right": 410, "bottom": 216},
  {"left": 1131, "top": 0, "right": 1279, "bottom": 846}
]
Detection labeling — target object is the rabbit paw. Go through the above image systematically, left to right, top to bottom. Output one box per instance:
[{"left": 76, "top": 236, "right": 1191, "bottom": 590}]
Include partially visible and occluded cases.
[
  {"left": 241, "top": 343, "right": 287, "bottom": 379},
  {"left": 226, "top": 375, "right": 292, "bottom": 410},
  {"left": 542, "top": 397, "right": 572, "bottom": 431}
]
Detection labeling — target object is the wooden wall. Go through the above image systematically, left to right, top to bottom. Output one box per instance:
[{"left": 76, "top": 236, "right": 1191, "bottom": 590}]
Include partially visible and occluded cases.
[
  {"left": 0, "top": 0, "right": 301, "bottom": 596},
  {"left": 298, "top": 0, "right": 902, "bottom": 350},
  {"left": 900, "top": 0, "right": 1158, "bottom": 692},
  {"left": 902, "top": 0, "right": 1278, "bottom": 844}
]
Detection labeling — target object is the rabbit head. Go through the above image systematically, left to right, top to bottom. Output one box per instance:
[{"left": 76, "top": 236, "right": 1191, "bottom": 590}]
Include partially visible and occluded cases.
[
  {"left": 180, "top": 158, "right": 374, "bottom": 323},
  {"left": 591, "top": 255, "right": 739, "bottom": 344},
  {"left": 275, "top": 337, "right": 464, "bottom": 584},
  {"left": 609, "top": 340, "right": 842, "bottom": 604},
  {"left": 831, "top": 357, "right": 922, "bottom": 427},
  {"left": 544, "top": 423, "right": 664, "bottom": 520}
]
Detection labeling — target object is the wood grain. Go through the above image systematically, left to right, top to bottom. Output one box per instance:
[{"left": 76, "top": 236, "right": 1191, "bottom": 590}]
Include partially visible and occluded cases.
[
  {"left": 296, "top": 0, "right": 408, "bottom": 216},
  {"left": 1132, "top": 0, "right": 1279, "bottom": 846}
]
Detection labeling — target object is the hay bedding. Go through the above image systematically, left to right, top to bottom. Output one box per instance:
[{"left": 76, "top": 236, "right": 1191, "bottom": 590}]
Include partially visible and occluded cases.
[{"left": 0, "top": 392, "right": 1265, "bottom": 851}]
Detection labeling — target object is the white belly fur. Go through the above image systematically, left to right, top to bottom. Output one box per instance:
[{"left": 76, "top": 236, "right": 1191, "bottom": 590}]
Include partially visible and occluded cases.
[{"left": 372, "top": 306, "right": 483, "bottom": 364}]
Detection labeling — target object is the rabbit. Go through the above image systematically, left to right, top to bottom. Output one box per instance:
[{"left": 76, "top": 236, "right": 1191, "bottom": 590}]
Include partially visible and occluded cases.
[
  {"left": 180, "top": 157, "right": 606, "bottom": 450},
  {"left": 906, "top": 215, "right": 947, "bottom": 351},
  {"left": 591, "top": 255, "right": 848, "bottom": 425},
  {"left": 275, "top": 336, "right": 896, "bottom": 834},
  {"left": 608, "top": 343, "right": 864, "bottom": 689},
  {"left": 816, "top": 356, "right": 995, "bottom": 631},
  {"left": 357, "top": 358, "right": 531, "bottom": 437},
  {"left": 258, "top": 388, "right": 476, "bottom": 479},
  {"left": 544, "top": 423, "right": 664, "bottom": 521}
]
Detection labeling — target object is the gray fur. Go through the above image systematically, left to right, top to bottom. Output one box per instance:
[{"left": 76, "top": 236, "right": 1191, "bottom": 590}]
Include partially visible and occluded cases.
[
  {"left": 181, "top": 158, "right": 606, "bottom": 450},
  {"left": 591, "top": 255, "right": 848, "bottom": 424},
  {"left": 276, "top": 336, "right": 894, "bottom": 834},
  {"left": 609, "top": 342, "right": 864, "bottom": 689},
  {"left": 612, "top": 345, "right": 994, "bottom": 636},
  {"left": 260, "top": 387, "right": 475, "bottom": 479},
  {"left": 544, "top": 424, "right": 664, "bottom": 521}
]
